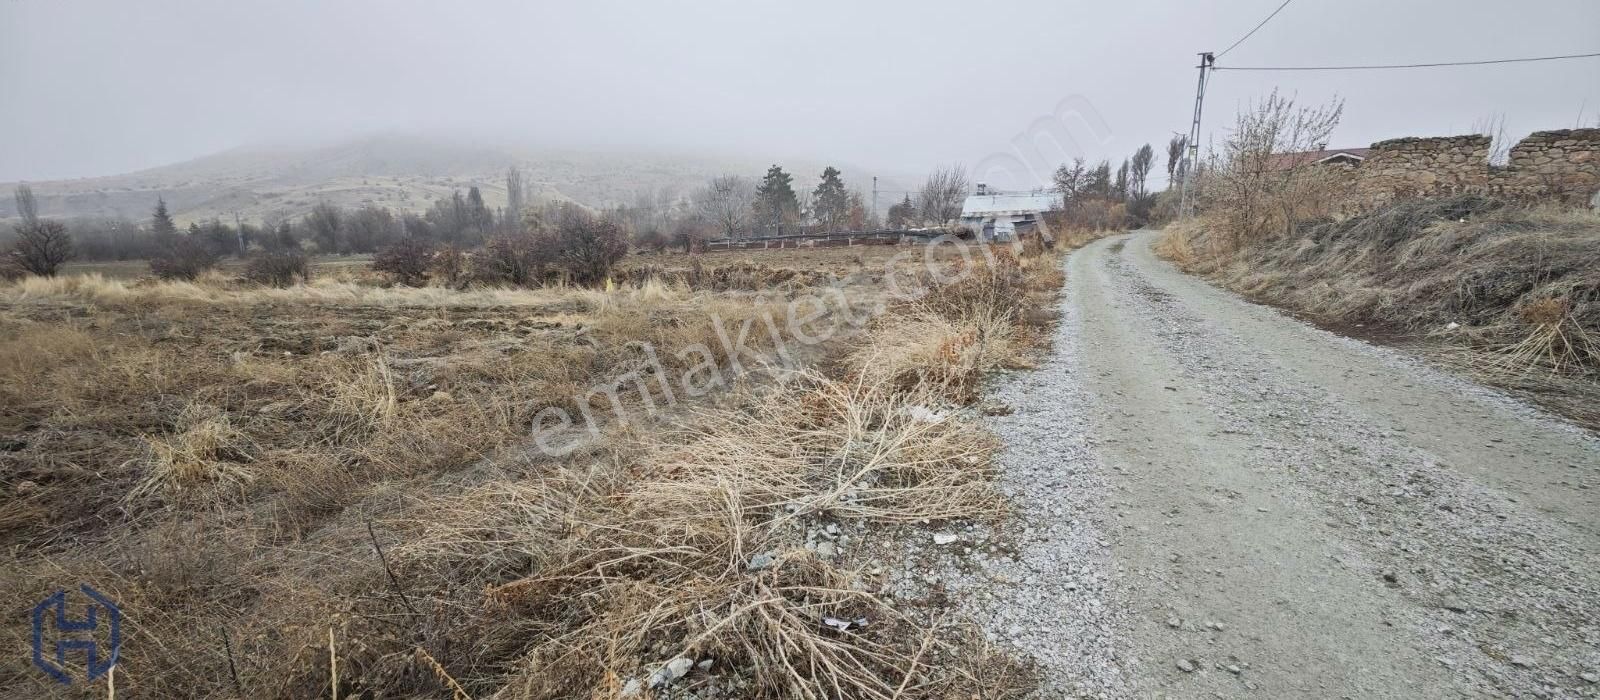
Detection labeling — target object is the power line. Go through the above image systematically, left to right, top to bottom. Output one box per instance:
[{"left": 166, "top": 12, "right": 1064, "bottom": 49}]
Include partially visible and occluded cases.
[
  {"left": 1216, "top": 0, "right": 1293, "bottom": 59},
  {"left": 1215, "top": 51, "right": 1600, "bottom": 71}
]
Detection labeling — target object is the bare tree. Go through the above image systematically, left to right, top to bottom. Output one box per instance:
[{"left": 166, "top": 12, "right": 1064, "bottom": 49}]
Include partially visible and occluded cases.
[
  {"left": 1166, "top": 134, "right": 1188, "bottom": 186},
  {"left": 1129, "top": 144, "right": 1155, "bottom": 198},
  {"left": 1053, "top": 158, "right": 1088, "bottom": 205},
  {"left": 915, "top": 164, "right": 970, "bottom": 225},
  {"left": 505, "top": 167, "right": 526, "bottom": 232},
  {"left": 694, "top": 175, "right": 754, "bottom": 239},
  {"left": 8, "top": 184, "right": 74, "bottom": 276},
  {"left": 14, "top": 184, "right": 39, "bottom": 226},
  {"left": 9, "top": 220, "right": 75, "bottom": 277}
]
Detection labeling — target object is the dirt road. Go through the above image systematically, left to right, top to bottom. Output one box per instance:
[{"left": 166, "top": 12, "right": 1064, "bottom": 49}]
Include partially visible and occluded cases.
[{"left": 952, "top": 231, "right": 1600, "bottom": 698}]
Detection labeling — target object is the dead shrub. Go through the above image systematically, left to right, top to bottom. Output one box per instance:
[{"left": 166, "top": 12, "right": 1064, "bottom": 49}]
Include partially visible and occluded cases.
[
  {"left": 1194, "top": 90, "right": 1349, "bottom": 253},
  {"left": 555, "top": 209, "right": 629, "bottom": 287},
  {"left": 8, "top": 219, "right": 74, "bottom": 276},
  {"left": 481, "top": 232, "right": 553, "bottom": 286},
  {"left": 149, "top": 233, "right": 220, "bottom": 280},
  {"left": 373, "top": 237, "right": 435, "bottom": 286},
  {"left": 429, "top": 246, "right": 472, "bottom": 288},
  {"left": 244, "top": 249, "right": 312, "bottom": 287}
]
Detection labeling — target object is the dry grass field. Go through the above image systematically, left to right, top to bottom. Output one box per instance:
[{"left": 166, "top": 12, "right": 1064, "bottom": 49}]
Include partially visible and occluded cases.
[
  {"left": 1, "top": 241, "right": 1064, "bottom": 698},
  {"left": 60, "top": 255, "right": 376, "bottom": 281}
]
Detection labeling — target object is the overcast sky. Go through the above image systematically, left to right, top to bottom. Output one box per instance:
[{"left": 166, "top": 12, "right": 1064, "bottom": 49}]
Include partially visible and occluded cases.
[{"left": 3, "top": 0, "right": 1597, "bottom": 186}]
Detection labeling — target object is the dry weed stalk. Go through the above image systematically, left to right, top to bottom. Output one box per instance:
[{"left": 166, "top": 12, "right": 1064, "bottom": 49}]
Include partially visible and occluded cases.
[
  {"left": 1484, "top": 297, "right": 1600, "bottom": 375},
  {"left": 415, "top": 646, "right": 473, "bottom": 700}
]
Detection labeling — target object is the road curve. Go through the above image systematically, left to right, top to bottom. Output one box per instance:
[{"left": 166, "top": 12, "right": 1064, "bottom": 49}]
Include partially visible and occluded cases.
[{"left": 973, "top": 230, "right": 1600, "bottom": 698}]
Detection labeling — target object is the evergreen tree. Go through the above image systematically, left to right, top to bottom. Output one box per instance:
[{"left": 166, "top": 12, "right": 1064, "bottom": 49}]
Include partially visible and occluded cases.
[
  {"left": 754, "top": 165, "right": 798, "bottom": 230},
  {"left": 811, "top": 166, "right": 849, "bottom": 231},
  {"left": 886, "top": 194, "right": 915, "bottom": 228},
  {"left": 151, "top": 197, "right": 178, "bottom": 237}
]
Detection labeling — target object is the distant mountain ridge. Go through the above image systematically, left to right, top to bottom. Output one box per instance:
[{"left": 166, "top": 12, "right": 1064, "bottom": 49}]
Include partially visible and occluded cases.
[{"left": 1, "top": 135, "right": 913, "bottom": 225}]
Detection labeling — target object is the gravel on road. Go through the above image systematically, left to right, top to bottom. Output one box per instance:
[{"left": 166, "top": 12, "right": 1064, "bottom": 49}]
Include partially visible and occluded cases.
[{"left": 938, "top": 231, "right": 1600, "bottom": 699}]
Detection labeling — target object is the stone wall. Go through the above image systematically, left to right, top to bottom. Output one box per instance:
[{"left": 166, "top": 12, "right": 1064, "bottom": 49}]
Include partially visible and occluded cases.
[
  {"left": 1353, "top": 129, "right": 1600, "bottom": 206},
  {"left": 1493, "top": 129, "right": 1600, "bottom": 200},
  {"left": 1355, "top": 135, "right": 1489, "bottom": 203}
]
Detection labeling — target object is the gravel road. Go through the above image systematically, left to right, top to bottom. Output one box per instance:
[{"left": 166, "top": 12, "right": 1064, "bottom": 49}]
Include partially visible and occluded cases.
[{"left": 943, "top": 231, "right": 1600, "bottom": 699}]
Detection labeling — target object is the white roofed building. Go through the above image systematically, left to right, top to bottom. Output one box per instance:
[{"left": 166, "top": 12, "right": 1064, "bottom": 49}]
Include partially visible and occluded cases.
[{"left": 958, "top": 185, "right": 1058, "bottom": 241}]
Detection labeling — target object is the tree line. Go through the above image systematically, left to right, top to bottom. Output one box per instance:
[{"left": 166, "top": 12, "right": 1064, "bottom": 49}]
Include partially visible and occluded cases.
[
  {"left": 1049, "top": 142, "right": 1176, "bottom": 231},
  {"left": 4, "top": 161, "right": 983, "bottom": 286},
  {"left": 614, "top": 163, "right": 974, "bottom": 248}
]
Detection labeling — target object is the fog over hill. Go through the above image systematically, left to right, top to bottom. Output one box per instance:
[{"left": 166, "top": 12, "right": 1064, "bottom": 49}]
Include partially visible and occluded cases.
[{"left": 0, "top": 135, "right": 916, "bottom": 225}]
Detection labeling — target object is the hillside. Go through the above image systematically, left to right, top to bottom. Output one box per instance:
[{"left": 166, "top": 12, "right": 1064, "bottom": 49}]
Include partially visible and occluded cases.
[{"left": 0, "top": 135, "right": 910, "bottom": 225}]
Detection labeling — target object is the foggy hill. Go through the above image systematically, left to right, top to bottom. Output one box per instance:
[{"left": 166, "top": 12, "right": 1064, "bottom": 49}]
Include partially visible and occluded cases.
[{"left": 0, "top": 135, "right": 913, "bottom": 225}]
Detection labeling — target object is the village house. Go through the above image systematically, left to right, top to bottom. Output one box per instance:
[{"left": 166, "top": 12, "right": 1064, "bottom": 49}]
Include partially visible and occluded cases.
[
  {"left": 1265, "top": 147, "right": 1371, "bottom": 170},
  {"left": 958, "top": 184, "right": 1059, "bottom": 241}
]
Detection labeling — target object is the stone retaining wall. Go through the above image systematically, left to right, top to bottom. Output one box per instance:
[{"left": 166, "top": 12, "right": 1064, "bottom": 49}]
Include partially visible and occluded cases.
[{"left": 1354, "top": 129, "right": 1600, "bottom": 206}]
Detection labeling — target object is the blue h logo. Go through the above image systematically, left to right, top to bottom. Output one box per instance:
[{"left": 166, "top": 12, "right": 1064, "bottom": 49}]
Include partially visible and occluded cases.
[{"left": 32, "top": 584, "right": 121, "bottom": 685}]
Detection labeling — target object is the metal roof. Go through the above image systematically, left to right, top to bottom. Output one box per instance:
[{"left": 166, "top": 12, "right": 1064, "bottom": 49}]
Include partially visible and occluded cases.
[{"left": 960, "top": 192, "right": 1059, "bottom": 216}]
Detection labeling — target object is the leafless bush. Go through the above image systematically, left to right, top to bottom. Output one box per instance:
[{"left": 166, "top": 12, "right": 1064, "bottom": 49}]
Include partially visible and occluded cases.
[
  {"left": 1196, "top": 90, "right": 1349, "bottom": 251},
  {"left": 7, "top": 184, "right": 75, "bottom": 276},
  {"left": 1047, "top": 198, "right": 1127, "bottom": 234},
  {"left": 555, "top": 209, "right": 628, "bottom": 286},
  {"left": 8, "top": 220, "right": 75, "bottom": 277},
  {"left": 671, "top": 220, "right": 709, "bottom": 253},
  {"left": 631, "top": 227, "right": 669, "bottom": 252},
  {"left": 481, "top": 233, "right": 553, "bottom": 286},
  {"left": 148, "top": 234, "right": 219, "bottom": 280},
  {"left": 372, "top": 237, "right": 434, "bottom": 286},
  {"left": 429, "top": 246, "right": 471, "bottom": 288},
  {"left": 244, "top": 249, "right": 312, "bottom": 287}
]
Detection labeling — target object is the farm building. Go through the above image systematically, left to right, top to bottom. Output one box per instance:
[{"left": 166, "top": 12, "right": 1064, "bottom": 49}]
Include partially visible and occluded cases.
[{"left": 958, "top": 186, "right": 1059, "bottom": 241}]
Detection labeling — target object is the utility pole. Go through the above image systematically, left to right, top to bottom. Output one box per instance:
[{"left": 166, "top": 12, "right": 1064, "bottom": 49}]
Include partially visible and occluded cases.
[
  {"left": 1178, "top": 51, "right": 1215, "bottom": 218},
  {"left": 871, "top": 176, "right": 878, "bottom": 230},
  {"left": 233, "top": 211, "right": 246, "bottom": 256}
]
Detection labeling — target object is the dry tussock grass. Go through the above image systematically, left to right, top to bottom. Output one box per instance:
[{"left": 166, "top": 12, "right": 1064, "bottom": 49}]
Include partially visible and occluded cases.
[
  {"left": 1159, "top": 196, "right": 1600, "bottom": 426},
  {"left": 1173, "top": 198, "right": 1600, "bottom": 373},
  {"left": 0, "top": 245, "right": 1061, "bottom": 698},
  {"left": 851, "top": 248, "right": 1059, "bottom": 404},
  {"left": 0, "top": 271, "right": 578, "bottom": 309},
  {"left": 1486, "top": 297, "right": 1600, "bottom": 376},
  {"left": 407, "top": 371, "right": 1022, "bottom": 699},
  {"left": 130, "top": 402, "right": 258, "bottom": 502}
]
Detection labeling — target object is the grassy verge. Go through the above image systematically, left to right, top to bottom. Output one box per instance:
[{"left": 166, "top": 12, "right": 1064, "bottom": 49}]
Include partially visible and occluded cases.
[{"left": 1158, "top": 196, "right": 1600, "bottom": 429}]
